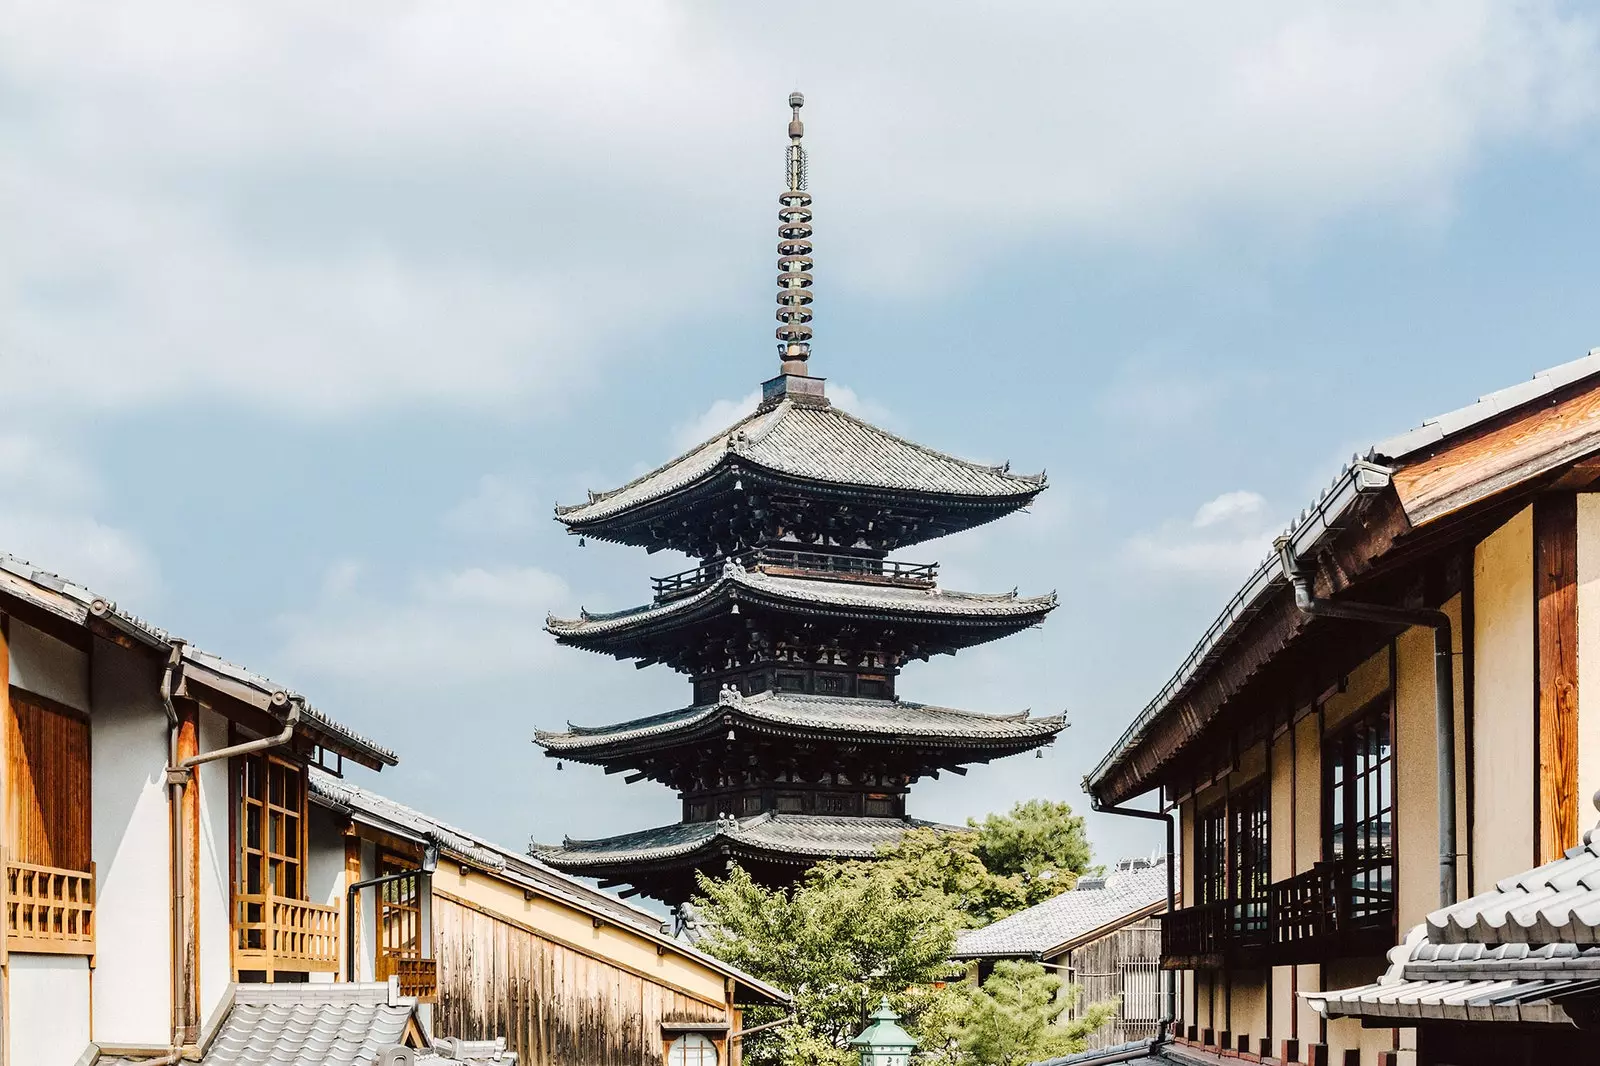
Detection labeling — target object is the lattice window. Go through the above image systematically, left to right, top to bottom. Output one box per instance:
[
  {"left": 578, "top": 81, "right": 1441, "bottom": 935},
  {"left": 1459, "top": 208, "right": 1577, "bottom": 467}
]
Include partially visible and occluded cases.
[
  {"left": 1324, "top": 697, "right": 1394, "bottom": 924},
  {"left": 235, "top": 752, "right": 307, "bottom": 958},
  {"left": 1230, "top": 781, "right": 1270, "bottom": 938},
  {"left": 1196, "top": 802, "right": 1227, "bottom": 907},
  {"left": 376, "top": 853, "right": 423, "bottom": 979}
]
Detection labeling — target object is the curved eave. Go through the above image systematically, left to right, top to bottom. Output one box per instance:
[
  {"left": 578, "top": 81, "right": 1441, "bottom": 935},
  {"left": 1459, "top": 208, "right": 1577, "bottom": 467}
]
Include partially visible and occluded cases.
[
  {"left": 553, "top": 399, "right": 1047, "bottom": 534},
  {"left": 556, "top": 459, "right": 1044, "bottom": 545},
  {"left": 546, "top": 572, "right": 1057, "bottom": 648},
  {"left": 535, "top": 698, "right": 1065, "bottom": 765},
  {"left": 533, "top": 814, "right": 955, "bottom": 872}
]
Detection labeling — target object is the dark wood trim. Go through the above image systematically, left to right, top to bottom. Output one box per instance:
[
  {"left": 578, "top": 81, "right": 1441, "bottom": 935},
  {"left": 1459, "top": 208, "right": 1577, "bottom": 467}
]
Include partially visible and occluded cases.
[
  {"left": 1534, "top": 493, "right": 1579, "bottom": 864},
  {"left": 1462, "top": 549, "right": 1476, "bottom": 897}
]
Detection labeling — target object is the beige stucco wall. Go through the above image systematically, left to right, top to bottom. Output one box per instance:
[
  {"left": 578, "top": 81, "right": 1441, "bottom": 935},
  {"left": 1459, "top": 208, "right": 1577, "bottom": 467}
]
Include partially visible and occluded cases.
[
  {"left": 1577, "top": 493, "right": 1600, "bottom": 829},
  {"left": 1474, "top": 505, "right": 1536, "bottom": 885},
  {"left": 1322, "top": 647, "right": 1390, "bottom": 734},
  {"left": 1230, "top": 975, "right": 1268, "bottom": 1047}
]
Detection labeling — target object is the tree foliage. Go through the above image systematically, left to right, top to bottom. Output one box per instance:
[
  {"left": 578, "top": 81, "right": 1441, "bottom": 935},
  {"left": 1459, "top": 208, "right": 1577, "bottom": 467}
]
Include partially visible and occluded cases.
[{"left": 689, "top": 799, "right": 1105, "bottom": 1064}]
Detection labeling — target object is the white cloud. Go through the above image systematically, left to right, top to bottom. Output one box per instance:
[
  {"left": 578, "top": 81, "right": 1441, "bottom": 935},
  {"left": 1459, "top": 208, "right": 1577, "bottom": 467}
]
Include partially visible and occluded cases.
[
  {"left": 4, "top": 2, "right": 1594, "bottom": 416},
  {"left": 0, "top": 431, "right": 159, "bottom": 600},
  {"left": 443, "top": 475, "right": 543, "bottom": 538},
  {"left": 1124, "top": 489, "right": 1279, "bottom": 580},
  {"left": 277, "top": 561, "right": 571, "bottom": 683}
]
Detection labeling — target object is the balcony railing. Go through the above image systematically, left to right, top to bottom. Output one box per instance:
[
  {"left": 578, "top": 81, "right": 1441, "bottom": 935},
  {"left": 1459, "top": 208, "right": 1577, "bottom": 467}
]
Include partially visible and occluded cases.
[
  {"left": 652, "top": 548, "right": 939, "bottom": 602},
  {"left": 1270, "top": 855, "right": 1394, "bottom": 964},
  {"left": 3, "top": 858, "right": 95, "bottom": 956},
  {"left": 233, "top": 893, "right": 340, "bottom": 976},
  {"left": 1157, "top": 900, "right": 1225, "bottom": 967},
  {"left": 380, "top": 955, "right": 439, "bottom": 1002}
]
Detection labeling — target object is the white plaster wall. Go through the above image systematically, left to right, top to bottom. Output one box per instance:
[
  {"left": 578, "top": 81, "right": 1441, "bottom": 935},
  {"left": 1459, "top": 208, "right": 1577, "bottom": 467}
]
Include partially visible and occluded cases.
[
  {"left": 1577, "top": 494, "right": 1600, "bottom": 828},
  {"left": 1474, "top": 506, "right": 1537, "bottom": 886},
  {"left": 7, "top": 619, "right": 89, "bottom": 711},
  {"left": 89, "top": 637, "right": 172, "bottom": 1046},
  {"left": 197, "top": 707, "right": 232, "bottom": 1018},
  {"left": 307, "top": 804, "right": 349, "bottom": 984},
  {"left": 8, "top": 955, "right": 91, "bottom": 1066}
]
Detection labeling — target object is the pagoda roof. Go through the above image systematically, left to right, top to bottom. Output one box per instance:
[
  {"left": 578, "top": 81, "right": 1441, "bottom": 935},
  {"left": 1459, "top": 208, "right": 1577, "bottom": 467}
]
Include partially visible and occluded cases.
[
  {"left": 555, "top": 397, "right": 1046, "bottom": 528},
  {"left": 546, "top": 564, "right": 1056, "bottom": 641},
  {"left": 535, "top": 690, "right": 1064, "bottom": 760},
  {"left": 532, "top": 811, "right": 957, "bottom": 870}
]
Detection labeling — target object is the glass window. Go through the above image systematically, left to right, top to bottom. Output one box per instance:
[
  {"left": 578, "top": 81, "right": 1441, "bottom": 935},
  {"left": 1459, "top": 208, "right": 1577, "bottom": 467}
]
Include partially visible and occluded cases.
[
  {"left": 1323, "top": 699, "right": 1394, "bottom": 927},
  {"left": 1230, "top": 781, "right": 1269, "bottom": 938},
  {"left": 1196, "top": 802, "right": 1227, "bottom": 907},
  {"left": 666, "top": 1033, "right": 718, "bottom": 1066}
]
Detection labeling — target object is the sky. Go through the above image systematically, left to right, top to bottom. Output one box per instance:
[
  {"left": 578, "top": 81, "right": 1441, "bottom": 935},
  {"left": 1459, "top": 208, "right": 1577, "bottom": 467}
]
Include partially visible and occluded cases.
[{"left": 4, "top": 1, "right": 1600, "bottom": 883}]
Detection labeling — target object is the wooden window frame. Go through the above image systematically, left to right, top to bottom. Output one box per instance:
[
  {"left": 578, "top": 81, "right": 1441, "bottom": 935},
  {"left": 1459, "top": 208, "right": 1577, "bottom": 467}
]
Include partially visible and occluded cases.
[
  {"left": 1321, "top": 695, "right": 1395, "bottom": 925},
  {"left": 1195, "top": 801, "right": 1228, "bottom": 907},
  {"left": 375, "top": 851, "right": 424, "bottom": 980}
]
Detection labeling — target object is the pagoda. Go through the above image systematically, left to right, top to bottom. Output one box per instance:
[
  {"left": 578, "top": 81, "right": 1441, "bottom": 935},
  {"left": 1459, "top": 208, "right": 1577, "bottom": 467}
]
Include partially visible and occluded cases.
[{"left": 532, "top": 93, "right": 1062, "bottom": 906}]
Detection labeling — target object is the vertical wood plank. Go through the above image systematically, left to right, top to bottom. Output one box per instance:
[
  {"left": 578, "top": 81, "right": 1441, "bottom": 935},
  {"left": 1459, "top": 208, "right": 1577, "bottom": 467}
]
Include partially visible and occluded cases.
[
  {"left": 1536, "top": 493, "right": 1580, "bottom": 863},
  {"left": 176, "top": 701, "right": 201, "bottom": 1040}
]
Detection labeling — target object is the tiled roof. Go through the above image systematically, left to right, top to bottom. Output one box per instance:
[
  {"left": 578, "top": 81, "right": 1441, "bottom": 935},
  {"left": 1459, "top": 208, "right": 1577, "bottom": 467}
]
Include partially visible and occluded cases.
[
  {"left": 1089, "top": 348, "right": 1600, "bottom": 805},
  {"left": 555, "top": 397, "right": 1045, "bottom": 526},
  {"left": 0, "top": 552, "right": 396, "bottom": 768},
  {"left": 547, "top": 565, "right": 1055, "bottom": 639},
  {"left": 535, "top": 690, "right": 1065, "bottom": 754},
  {"left": 308, "top": 771, "right": 789, "bottom": 1005},
  {"left": 533, "top": 812, "right": 954, "bottom": 868},
  {"left": 1310, "top": 826, "right": 1600, "bottom": 1026},
  {"left": 953, "top": 859, "right": 1168, "bottom": 959},
  {"left": 97, "top": 984, "right": 421, "bottom": 1066},
  {"left": 1033, "top": 1038, "right": 1166, "bottom": 1066}
]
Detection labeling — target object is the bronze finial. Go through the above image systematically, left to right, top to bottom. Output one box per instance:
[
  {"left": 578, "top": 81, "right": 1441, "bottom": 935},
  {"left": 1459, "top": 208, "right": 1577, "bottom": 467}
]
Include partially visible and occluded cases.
[{"left": 776, "top": 91, "right": 814, "bottom": 376}]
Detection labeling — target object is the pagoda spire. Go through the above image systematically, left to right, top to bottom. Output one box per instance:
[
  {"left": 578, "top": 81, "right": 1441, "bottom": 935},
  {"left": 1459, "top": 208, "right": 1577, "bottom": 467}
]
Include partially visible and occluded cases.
[{"left": 775, "top": 91, "right": 816, "bottom": 378}]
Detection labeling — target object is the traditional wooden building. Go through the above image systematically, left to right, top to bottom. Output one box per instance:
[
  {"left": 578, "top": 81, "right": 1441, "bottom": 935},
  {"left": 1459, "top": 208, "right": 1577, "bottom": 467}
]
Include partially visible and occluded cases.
[
  {"left": 533, "top": 93, "right": 1063, "bottom": 906},
  {"left": 1084, "top": 349, "right": 1600, "bottom": 1065},
  {"left": 0, "top": 546, "right": 786, "bottom": 1066},
  {"left": 953, "top": 857, "right": 1170, "bottom": 1051}
]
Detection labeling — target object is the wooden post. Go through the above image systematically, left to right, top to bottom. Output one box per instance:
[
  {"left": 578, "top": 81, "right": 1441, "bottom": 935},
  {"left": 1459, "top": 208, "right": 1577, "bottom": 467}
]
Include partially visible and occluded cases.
[
  {"left": 1535, "top": 493, "right": 1580, "bottom": 863},
  {"left": 175, "top": 701, "right": 201, "bottom": 1043},
  {"left": 345, "top": 833, "right": 362, "bottom": 982}
]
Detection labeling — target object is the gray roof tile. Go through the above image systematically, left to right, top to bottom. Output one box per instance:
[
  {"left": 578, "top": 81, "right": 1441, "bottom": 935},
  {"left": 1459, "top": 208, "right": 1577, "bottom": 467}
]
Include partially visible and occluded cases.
[
  {"left": 556, "top": 398, "right": 1045, "bottom": 526},
  {"left": 547, "top": 565, "right": 1055, "bottom": 638},
  {"left": 535, "top": 690, "right": 1064, "bottom": 754},
  {"left": 533, "top": 812, "right": 954, "bottom": 867},
  {"left": 953, "top": 859, "right": 1168, "bottom": 959}
]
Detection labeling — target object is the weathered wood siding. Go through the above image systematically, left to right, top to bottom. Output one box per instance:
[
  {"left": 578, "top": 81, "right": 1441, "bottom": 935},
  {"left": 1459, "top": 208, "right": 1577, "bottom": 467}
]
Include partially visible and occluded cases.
[
  {"left": 6, "top": 689, "right": 91, "bottom": 869},
  {"left": 433, "top": 893, "right": 727, "bottom": 1066},
  {"left": 1059, "top": 916, "right": 1163, "bottom": 1050}
]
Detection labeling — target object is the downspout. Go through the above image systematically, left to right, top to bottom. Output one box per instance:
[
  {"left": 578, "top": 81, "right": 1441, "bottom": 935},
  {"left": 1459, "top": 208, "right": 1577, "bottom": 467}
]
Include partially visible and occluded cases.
[
  {"left": 1275, "top": 537, "right": 1457, "bottom": 909},
  {"left": 160, "top": 655, "right": 302, "bottom": 1061},
  {"left": 1089, "top": 798, "right": 1176, "bottom": 1052}
]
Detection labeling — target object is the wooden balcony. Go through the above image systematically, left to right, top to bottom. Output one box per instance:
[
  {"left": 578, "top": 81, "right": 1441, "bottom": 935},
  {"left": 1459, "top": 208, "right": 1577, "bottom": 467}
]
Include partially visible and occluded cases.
[
  {"left": 652, "top": 549, "right": 938, "bottom": 602},
  {"left": 1269, "top": 856, "right": 1394, "bottom": 965},
  {"left": 3, "top": 859, "right": 95, "bottom": 957},
  {"left": 233, "top": 893, "right": 340, "bottom": 977},
  {"left": 1158, "top": 899, "right": 1268, "bottom": 970},
  {"left": 380, "top": 955, "right": 438, "bottom": 1003}
]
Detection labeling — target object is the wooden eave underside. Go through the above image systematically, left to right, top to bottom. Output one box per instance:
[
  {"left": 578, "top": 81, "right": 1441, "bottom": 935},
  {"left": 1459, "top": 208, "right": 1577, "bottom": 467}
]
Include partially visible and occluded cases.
[
  {"left": 1097, "top": 457, "right": 1594, "bottom": 807},
  {"left": 562, "top": 462, "right": 1039, "bottom": 548}
]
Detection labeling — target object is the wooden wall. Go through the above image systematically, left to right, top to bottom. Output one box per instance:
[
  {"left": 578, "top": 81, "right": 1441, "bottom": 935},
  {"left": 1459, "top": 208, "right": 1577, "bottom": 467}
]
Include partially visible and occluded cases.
[
  {"left": 5, "top": 688, "right": 91, "bottom": 870},
  {"left": 432, "top": 893, "right": 729, "bottom": 1066},
  {"left": 1058, "top": 916, "right": 1162, "bottom": 1050}
]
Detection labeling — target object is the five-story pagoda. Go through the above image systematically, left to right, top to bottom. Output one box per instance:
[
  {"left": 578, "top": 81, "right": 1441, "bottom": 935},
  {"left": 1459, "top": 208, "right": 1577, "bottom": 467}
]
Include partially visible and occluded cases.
[{"left": 532, "top": 94, "right": 1062, "bottom": 905}]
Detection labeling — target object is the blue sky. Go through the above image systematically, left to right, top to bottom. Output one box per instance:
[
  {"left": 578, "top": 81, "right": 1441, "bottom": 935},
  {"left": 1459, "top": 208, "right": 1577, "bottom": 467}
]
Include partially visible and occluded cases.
[{"left": 4, "top": 2, "right": 1600, "bottom": 877}]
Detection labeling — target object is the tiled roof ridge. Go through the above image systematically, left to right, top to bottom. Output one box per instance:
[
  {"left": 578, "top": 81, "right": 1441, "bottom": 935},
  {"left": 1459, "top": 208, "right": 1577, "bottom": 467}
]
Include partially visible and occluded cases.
[
  {"left": 1089, "top": 346, "right": 1600, "bottom": 803},
  {"left": 806, "top": 402, "right": 1046, "bottom": 486},
  {"left": 0, "top": 551, "right": 396, "bottom": 768},
  {"left": 546, "top": 567, "right": 1057, "bottom": 637},
  {"left": 535, "top": 690, "right": 1058, "bottom": 749}
]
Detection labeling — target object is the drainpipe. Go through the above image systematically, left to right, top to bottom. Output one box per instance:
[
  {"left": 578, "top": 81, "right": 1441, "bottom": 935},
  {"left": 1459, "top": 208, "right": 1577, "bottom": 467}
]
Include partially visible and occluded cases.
[
  {"left": 1275, "top": 537, "right": 1457, "bottom": 909},
  {"left": 160, "top": 653, "right": 302, "bottom": 1056},
  {"left": 1089, "top": 798, "right": 1176, "bottom": 1051}
]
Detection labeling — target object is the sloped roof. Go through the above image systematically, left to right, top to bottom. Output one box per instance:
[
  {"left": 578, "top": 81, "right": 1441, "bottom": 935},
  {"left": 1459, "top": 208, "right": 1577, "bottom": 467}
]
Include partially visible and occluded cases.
[
  {"left": 1089, "top": 348, "right": 1600, "bottom": 806},
  {"left": 555, "top": 397, "right": 1045, "bottom": 526},
  {"left": 0, "top": 552, "right": 396, "bottom": 769},
  {"left": 546, "top": 565, "right": 1055, "bottom": 639},
  {"left": 535, "top": 690, "right": 1064, "bottom": 755},
  {"left": 308, "top": 771, "right": 789, "bottom": 1005},
  {"left": 533, "top": 812, "right": 954, "bottom": 868},
  {"left": 1310, "top": 825, "right": 1600, "bottom": 1026},
  {"left": 952, "top": 859, "right": 1168, "bottom": 959}
]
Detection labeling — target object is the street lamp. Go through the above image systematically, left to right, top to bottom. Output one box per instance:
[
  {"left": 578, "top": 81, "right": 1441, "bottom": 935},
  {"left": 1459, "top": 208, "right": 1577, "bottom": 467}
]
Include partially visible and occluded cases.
[{"left": 849, "top": 997, "right": 916, "bottom": 1066}]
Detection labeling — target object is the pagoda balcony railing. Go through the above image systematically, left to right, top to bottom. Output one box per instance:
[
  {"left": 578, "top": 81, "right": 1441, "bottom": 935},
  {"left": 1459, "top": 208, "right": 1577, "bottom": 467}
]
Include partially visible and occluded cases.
[
  {"left": 652, "top": 548, "right": 938, "bottom": 603},
  {"left": 1268, "top": 855, "right": 1394, "bottom": 965},
  {"left": 1157, "top": 898, "right": 1268, "bottom": 971}
]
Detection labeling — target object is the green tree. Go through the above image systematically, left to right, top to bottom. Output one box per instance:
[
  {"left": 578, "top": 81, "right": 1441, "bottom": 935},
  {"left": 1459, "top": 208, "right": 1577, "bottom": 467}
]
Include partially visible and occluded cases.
[
  {"left": 968, "top": 800, "right": 1095, "bottom": 919},
  {"left": 692, "top": 863, "right": 959, "bottom": 1065},
  {"left": 954, "top": 961, "right": 1116, "bottom": 1066}
]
